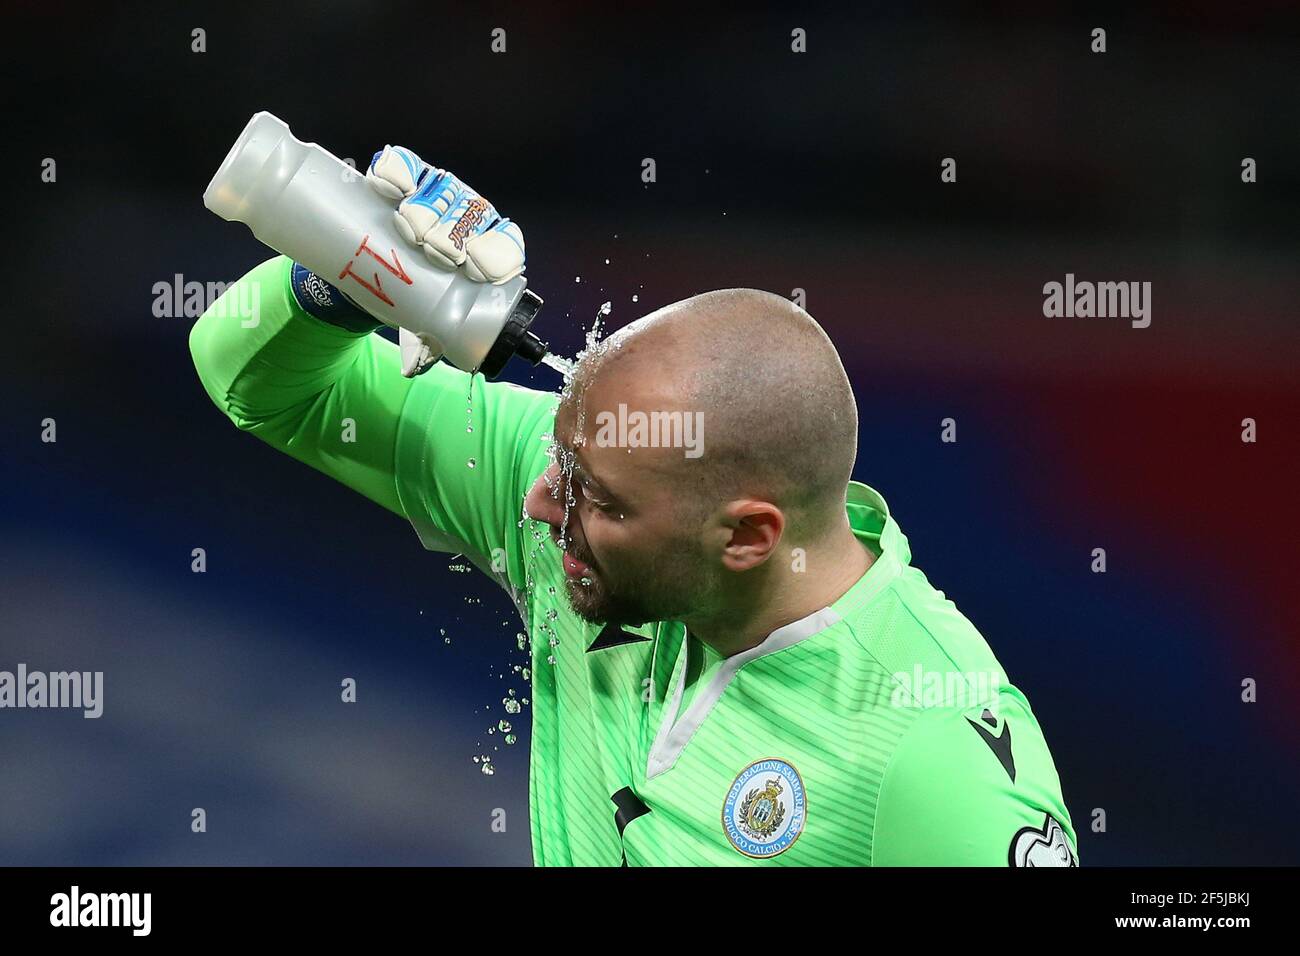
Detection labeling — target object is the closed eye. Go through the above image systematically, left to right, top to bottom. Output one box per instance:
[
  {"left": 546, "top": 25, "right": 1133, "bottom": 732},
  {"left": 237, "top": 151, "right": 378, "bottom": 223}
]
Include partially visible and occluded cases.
[{"left": 575, "top": 478, "right": 616, "bottom": 513}]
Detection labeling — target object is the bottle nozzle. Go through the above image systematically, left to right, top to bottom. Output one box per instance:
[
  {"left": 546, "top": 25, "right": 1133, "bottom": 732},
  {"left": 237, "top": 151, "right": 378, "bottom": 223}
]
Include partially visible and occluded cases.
[
  {"left": 479, "top": 289, "right": 546, "bottom": 379},
  {"left": 515, "top": 329, "right": 548, "bottom": 364}
]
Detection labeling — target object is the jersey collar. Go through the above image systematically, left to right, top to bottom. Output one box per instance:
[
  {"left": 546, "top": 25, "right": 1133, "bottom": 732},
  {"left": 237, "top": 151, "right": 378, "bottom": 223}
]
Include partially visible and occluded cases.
[{"left": 644, "top": 481, "right": 907, "bottom": 779}]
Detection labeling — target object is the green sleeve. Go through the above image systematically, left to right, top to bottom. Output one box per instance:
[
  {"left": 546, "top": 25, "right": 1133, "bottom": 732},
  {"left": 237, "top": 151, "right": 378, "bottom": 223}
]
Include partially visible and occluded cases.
[
  {"left": 189, "top": 255, "right": 558, "bottom": 590},
  {"left": 871, "top": 694, "right": 1079, "bottom": 866}
]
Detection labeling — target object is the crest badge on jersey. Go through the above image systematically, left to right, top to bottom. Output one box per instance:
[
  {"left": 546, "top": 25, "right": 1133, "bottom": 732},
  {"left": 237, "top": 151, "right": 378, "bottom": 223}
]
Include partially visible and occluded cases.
[
  {"left": 722, "top": 758, "right": 806, "bottom": 858},
  {"left": 1009, "top": 813, "right": 1079, "bottom": 867}
]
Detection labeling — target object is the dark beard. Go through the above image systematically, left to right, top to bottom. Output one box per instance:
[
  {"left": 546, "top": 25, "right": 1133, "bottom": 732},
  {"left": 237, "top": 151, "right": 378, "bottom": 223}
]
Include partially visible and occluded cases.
[
  {"left": 562, "top": 548, "right": 710, "bottom": 628},
  {"left": 563, "top": 573, "right": 657, "bottom": 627}
]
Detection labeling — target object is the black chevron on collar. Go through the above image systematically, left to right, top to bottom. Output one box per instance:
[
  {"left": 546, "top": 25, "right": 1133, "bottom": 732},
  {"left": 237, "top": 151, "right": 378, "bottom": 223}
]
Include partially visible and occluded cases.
[{"left": 587, "top": 622, "right": 653, "bottom": 653}]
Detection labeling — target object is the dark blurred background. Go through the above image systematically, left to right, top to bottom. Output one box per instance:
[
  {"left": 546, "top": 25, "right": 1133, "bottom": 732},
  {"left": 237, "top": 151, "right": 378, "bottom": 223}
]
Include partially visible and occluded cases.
[{"left": 2, "top": 2, "right": 1297, "bottom": 865}]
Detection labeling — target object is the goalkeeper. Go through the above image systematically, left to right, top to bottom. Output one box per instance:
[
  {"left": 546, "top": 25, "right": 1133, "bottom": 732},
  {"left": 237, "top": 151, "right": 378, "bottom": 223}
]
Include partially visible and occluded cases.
[{"left": 190, "top": 144, "right": 1078, "bottom": 866}]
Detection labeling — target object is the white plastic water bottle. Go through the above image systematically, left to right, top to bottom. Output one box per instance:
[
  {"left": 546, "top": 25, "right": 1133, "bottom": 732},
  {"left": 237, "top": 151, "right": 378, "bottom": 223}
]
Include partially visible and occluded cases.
[{"left": 202, "top": 111, "right": 546, "bottom": 378}]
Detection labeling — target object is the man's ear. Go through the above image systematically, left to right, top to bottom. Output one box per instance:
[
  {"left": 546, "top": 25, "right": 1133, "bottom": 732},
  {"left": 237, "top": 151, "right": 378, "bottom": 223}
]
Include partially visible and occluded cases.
[{"left": 719, "top": 501, "right": 784, "bottom": 572}]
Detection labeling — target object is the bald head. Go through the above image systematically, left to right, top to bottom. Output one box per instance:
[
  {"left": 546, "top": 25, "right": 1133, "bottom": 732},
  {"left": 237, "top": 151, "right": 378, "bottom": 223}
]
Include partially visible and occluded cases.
[{"left": 561, "top": 288, "right": 858, "bottom": 541}]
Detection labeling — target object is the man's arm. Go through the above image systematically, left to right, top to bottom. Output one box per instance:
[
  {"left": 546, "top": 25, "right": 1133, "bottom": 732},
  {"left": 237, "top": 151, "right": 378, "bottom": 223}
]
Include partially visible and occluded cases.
[
  {"left": 189, "top": 253, "right": 557, "bottom": 585},
  {"left": 190, "top": 254, "right": 409, "bottom": 514},
  {"left": 870, "top": 695, "right": 1079, "bottom": 866}
]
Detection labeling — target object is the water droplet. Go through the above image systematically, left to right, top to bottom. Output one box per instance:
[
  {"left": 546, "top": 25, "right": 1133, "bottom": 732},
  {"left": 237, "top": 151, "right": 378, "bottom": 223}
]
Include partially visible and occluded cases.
[
  {"left": 632, "top": 294, "right": 639, "bottom": 302},
  {"left": 467, "top": 458, "right": 476, "bottom": 469},
  {"left": 547, "top": 655, "right": 557, "bottom": 666},
  {"left": 504, "top": 698, "right": 521, "bottom": 715},
  {"left": 498, "top": 719, "right": 512, "bottom": 733},
  {"left": 505, "top": 733, "right": 517, "bottom": 745}
]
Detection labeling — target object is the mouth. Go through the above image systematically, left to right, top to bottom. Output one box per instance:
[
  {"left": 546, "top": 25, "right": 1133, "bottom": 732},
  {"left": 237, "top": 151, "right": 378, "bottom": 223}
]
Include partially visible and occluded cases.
[
  {"left": 552, "top": 529, "right": 595, "bottom": 579},
  {"left": 563, "top": 550, "right": 594, "bottom": 579}
]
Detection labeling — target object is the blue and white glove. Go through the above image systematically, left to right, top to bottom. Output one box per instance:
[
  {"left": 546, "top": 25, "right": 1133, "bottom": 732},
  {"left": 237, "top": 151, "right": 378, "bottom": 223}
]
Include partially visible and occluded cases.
[
  {"left": 366, "top": 146, "right": 526, "bottom": 378},
  {"left": 367, "top": 146, "right": 525, "bottom": 283},
  {"left": 294, "top": 147, "right": 527, "bottom": 377}
]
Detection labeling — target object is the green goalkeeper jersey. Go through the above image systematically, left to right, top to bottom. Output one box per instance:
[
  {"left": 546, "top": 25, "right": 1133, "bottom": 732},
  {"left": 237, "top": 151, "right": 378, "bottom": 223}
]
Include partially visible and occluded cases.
[{"left": 190, "top": 255, "right": 1078, "bottom": 867}]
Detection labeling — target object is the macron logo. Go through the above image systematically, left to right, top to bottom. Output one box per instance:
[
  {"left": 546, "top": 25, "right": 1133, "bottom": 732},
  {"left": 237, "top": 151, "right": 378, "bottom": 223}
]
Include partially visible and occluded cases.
[{"left": 50, "top": 886, "right": 151, "bottom": 937}]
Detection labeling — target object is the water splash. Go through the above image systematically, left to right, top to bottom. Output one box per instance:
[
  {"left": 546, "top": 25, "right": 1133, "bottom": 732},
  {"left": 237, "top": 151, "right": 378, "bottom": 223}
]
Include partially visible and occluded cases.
[
  {"left": 509, "top": 300, "right": 621, "bottom": 681},
  {"left": 547, "top": 300, "right": 616, "bottom": 553},
  {"left": 541, "top": 353, "right": 575, "bottom": 376}
]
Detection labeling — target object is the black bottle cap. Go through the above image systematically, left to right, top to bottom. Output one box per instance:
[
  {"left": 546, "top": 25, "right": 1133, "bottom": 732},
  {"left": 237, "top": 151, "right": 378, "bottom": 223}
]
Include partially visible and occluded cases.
[{"left": 479, "top": 289, "right": 546, "bottom": 380}]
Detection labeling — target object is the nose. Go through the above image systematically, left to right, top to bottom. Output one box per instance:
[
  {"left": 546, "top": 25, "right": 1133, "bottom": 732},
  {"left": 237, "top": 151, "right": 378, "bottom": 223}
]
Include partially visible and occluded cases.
[{"left": 523, "top": 463, "right": 566, "bottom": 530}]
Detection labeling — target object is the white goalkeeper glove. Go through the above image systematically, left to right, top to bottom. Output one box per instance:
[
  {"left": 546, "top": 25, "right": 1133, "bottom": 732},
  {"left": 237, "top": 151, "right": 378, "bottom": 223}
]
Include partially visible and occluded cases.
[{"left": 366, "top": 146, "right": 526, "bottom": 377}]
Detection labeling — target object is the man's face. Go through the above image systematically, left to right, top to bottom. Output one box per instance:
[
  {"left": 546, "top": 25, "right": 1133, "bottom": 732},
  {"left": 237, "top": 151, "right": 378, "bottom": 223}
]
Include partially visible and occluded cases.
[{"left": 521, "top": 373, "right": 719, "bottom": 628}]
